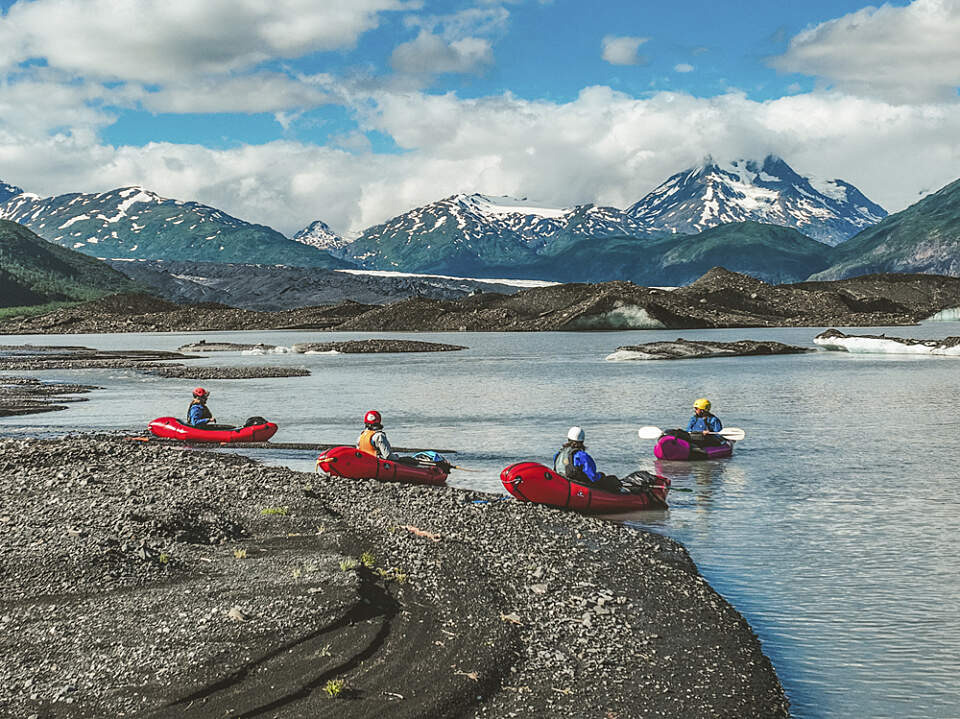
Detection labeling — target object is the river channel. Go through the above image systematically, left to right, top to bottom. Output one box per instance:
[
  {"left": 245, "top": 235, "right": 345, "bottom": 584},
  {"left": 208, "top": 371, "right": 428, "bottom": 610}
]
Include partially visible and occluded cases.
[{"left": 2, "top": 323, "right": 959, "bottom": 719}]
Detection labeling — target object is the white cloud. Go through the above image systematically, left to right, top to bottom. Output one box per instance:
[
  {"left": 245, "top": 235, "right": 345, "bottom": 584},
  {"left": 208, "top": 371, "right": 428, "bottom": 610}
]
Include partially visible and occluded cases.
[
  {"left": 0, "top": 0, "right": 411, "bottom": 83},
  {"left": 770, "top": 0, "right": 960, "bottom": 103},
  {"left": 404, "top": 6, "right": 510, "bottom": 40},
  {"left": 390, "top": 31, "right": 493, "bottom": 75},
  {"left": 601, "top": 36, "right": 648, "bottom": 66},
  {"left": 674, "top": 63, "right": 694, "bottom": 73},
  {"left": 138, "top": 73, "right": 335, "bottom": 114},
  {"left": 3, "top": 86, "right": 960, "bottom": 239}
]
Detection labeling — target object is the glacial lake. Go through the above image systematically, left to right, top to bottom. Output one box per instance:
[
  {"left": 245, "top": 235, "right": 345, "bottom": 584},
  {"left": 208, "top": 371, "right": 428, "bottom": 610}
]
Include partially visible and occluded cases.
[{"left": 3, "top": 322, "right": 960, "bottom": 719}]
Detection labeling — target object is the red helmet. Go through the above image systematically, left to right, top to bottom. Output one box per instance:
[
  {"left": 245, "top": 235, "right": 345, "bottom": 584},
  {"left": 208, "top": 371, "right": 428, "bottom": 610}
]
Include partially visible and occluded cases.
[
  {"left": 193, "top": 387, "right": 209, "bottom": 398},
  {"left": 363, "top": 410, "right": 381, "bottom": 425}
]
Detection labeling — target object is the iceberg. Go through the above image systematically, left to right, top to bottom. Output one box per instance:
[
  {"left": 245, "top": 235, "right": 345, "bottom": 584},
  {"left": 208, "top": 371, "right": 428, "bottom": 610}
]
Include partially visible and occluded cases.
[{"left": 813, "top": 328, "right": 960, "bottom": 356}]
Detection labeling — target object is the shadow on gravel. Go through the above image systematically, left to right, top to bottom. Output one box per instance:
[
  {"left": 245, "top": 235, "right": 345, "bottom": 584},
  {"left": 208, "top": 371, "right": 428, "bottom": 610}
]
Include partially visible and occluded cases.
[{"left": 156, "top": 568, "right": 398, "bottom": 718}]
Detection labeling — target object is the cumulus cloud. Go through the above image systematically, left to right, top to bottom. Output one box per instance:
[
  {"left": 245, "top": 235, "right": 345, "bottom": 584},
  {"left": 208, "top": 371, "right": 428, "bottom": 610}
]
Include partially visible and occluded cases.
[
  {"left": 0, "top": 0, "right": 411, "bottom": 83},
  {"left": 770, "top": 0, "right": 960, "bottom": 103},
  {"left": 390, "top": 31, "right": 493, "bottom": 75},
  {"left": 601, "top": 36, "right": 649, "bottom": 66},
  {"left": 674, "top": 63, "right": 694, "bottom": 73},
  {"left": 138, "top": 73, "right": 336, "bottom": 114},
  {"left": 3, "top": 86, "right": 960, "bottom": 238}
]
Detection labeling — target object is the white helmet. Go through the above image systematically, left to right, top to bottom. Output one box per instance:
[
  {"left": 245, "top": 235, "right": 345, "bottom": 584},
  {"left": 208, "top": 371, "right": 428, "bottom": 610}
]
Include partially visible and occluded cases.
[{"left": 567, "top": 426, "right": 585, "bottom": 442}]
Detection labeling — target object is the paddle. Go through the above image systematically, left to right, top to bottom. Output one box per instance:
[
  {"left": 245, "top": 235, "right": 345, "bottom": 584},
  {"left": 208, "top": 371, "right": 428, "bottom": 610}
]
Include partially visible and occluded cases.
[{"left": 637, "top": 425, "right": 745, "bottom": 442}]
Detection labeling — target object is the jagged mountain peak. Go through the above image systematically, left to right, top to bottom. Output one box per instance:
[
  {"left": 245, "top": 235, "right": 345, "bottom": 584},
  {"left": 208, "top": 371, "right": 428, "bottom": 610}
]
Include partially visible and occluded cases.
[
  {"left": 628, "top": 155, "right": 886, "bottom": 245},
  {"left": 0, "top": 179, "right": 24, "bottom": 204},
  {"left": 291, "top": 219, "right": 353, "bottom": 258}
]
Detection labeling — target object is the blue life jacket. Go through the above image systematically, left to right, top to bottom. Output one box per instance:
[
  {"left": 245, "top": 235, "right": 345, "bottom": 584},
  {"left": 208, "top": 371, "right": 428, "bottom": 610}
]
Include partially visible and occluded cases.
[
  {"left": 187, "top": 401, "right": 213, "bottom": 427},
  {"left": 686, "top": 413, "right": 722, "bottom": 433},
  {"left": 554, "top": 446, "right": 601, "bottom": 483}
]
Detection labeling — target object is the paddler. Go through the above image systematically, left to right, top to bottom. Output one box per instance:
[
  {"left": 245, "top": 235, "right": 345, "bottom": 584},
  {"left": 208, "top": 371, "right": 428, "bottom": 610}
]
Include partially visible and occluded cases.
[
  {"left": 187, "top": 387, "right": 216, "bottom": 428},
  {"left": 686, "top": 398, "right": 725, "bottom": 445},
  {"left": 357, "top": 410, "right": 399, "bottom": 460},
  {"left": 553, "top": 426, "right": 622, "bottom": 492}
]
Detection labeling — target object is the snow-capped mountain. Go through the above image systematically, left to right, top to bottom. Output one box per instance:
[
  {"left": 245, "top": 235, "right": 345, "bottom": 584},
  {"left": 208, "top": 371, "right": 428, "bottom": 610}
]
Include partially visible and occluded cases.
[
  {"left": 627, "top": 156, "right": 887, "bottom": 246},
  {"left": 0, "top": 179, "right": 23, "bottom": 204},
  {"left": 0, "top": 185, "right": 347, "bottom": 268},
  {"left": 339, "top": 192, "right": 650, "bottom": 273},
  {"left": 291, "top": 220, "right": 353, "bottom": 259}
]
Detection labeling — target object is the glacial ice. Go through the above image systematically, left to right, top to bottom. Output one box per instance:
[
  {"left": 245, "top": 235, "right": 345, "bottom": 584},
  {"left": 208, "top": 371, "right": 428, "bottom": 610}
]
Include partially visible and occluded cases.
[
  {"left": 566, "top": 305, "right": 666, "bottom": 330},
  {"left": 925, "top": 306, "right": 960, "bottom": 322},
  {"left": 813, "top": 334, "right": 960, "bottom": 356}
]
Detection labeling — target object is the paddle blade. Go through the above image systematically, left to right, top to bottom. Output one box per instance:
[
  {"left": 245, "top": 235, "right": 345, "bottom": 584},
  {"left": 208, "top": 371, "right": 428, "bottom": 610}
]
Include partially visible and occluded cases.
[
  {"left": 637, "top": 426, "right": 664, "bottom": 440},
  {"left": 718, "top": 427, "right": 745, "bottom": 441}
]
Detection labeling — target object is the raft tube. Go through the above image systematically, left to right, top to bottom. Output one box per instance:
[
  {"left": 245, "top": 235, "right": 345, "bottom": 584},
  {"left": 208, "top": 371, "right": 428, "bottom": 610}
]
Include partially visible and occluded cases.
[
  {"left": 148, "top": 416, "right": 278, "bottom": 443},
  {"left": 654, "top": 430, "right": 733, "bottom": 461},
  {"left": 316, "top": 445, "right": 449, "bottom": 486},
  {"left": 499, "top": 462, "right": 670, "bottom": 513}
]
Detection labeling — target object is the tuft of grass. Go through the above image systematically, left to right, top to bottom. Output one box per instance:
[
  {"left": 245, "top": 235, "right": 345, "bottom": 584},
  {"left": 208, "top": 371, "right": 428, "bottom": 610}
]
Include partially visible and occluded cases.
[
  {"left": 260, "top": 506, "right": 288, "bottom": 516},
  {"left": 234, "top": 548, "right": 247, "bottom": 559},
  {"left": 360, "top": 551, "right": 375, "bottom": 569},
  {"left": 158, "top": 552, "right": 170, "bottom": 565},
  {"left": 339, "top": 558, "right": 359, "bottom": 571},
  {"left": 291, "top": 566, "right": 302, "bottom": 579},
  {"left": 377, "top": 567, "right": 408, "bottom": 584},
  {"left": 323, "top": 678, "right": 346, "bottom": 697}
]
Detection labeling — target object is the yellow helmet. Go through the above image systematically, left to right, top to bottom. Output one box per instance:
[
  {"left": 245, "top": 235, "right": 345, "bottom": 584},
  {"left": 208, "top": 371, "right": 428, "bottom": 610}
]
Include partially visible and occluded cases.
[{"left": 693, "top": 398, "right": 711, "bottom": 411}]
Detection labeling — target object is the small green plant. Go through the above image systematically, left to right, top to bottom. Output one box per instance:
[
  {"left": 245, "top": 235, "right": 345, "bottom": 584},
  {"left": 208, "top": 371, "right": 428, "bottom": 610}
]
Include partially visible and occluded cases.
[
  {"left": 260, "top": 507, "right": 288, "bottom": 516},
  {"left": 234, "top": 548, "right": 247, "bottom": 559},
  {"left": 360, "top": 551, "right": 376, "bottom": 569},
  {"left": 158, "top": 552, "right": 170, "bottom": 565},
  {"left": 339, "top": 558, "right": 359, "bottom": 571},
  {"left": 291, "top": 566, "right": 302, "bottom": 579},
  {"left": 377, "top": 567, "right": 408, "bottom": 584},
  {"left": 316, "top": 644, "right": 332, "bottom": 658},
  {"left": 323, "top": 678, "right": 346, "bottom": 697}
]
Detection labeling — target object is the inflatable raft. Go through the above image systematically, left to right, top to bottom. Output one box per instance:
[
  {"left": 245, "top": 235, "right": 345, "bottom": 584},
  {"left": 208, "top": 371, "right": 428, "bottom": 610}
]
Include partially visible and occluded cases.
[
  {"left": 148, "top": 416, "right": 278, "bottom": 443},
  {"left": 654, "top": 430, "right": 733, "bottom": 461},
  {"left": 316, "top": 445, "right": 449, "bottom": 486},
  {"left": 499, "top": 462, "right": 670, "bottom": 513}
]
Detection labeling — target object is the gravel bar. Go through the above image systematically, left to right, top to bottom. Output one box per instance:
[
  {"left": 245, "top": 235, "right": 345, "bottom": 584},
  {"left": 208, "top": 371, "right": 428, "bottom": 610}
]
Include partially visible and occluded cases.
[{"left": 0, "top": 436, "right": 789, "bottom": 718}]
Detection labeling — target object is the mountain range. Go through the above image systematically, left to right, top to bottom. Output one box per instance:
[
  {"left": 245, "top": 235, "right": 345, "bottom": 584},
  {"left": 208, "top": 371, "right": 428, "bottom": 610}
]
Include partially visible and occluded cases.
[
  {"left": 2, "top": 155, "right": 959, "bottom": 289},
  {"left": 305, "top": 156, "right": 893, "bottom": 281},
  {"left": 0, "top": 186, "right": 348, "bottom": 268}
]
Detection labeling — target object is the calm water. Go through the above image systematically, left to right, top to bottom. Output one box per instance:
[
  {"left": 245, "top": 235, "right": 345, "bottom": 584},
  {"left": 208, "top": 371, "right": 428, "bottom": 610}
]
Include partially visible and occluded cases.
[{"left": 3, "top": 324, "right": 960, "bottom": 719}]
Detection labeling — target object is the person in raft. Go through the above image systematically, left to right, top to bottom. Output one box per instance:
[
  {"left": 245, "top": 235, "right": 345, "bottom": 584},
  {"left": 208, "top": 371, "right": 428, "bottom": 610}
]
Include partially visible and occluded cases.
[
  {"left": 187, "top": 387, "right": 216, "bottom": 428},
  {"left": 686, "top": 398, "right": 725, "bottom": 445},
  {"left": 357, "top": 410, "right": 399, "bottom": 461},
  {"left": 554, "top": 426, "right": 623, "bottom": 493}
]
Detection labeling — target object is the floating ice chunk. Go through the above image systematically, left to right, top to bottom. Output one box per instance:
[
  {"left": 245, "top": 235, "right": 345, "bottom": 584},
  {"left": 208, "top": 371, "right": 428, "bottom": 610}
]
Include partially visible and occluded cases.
[
  {"left": 814, "top": 329, "right": 960, "bottom": 356},
  {"left": 605, "top": 350, "right": 658, "bottom": 361}
]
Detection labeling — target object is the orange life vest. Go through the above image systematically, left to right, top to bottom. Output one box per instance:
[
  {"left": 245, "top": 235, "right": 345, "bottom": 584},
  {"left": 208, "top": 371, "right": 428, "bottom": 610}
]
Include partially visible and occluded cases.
[{"left": 357, "top": 428, "right": 379, "bottom": 457}]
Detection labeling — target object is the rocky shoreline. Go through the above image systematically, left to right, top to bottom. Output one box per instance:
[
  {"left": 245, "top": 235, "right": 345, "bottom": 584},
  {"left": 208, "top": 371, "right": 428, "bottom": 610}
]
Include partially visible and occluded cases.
[
  {"left": 3, "top": 268, "right": 960, "bottom": 334},
  {"left": 0, "top": 377, "right": 100, "bottom": 416},
  {"left": 0, "top": 436, "right": 789, "bottom": 718}
]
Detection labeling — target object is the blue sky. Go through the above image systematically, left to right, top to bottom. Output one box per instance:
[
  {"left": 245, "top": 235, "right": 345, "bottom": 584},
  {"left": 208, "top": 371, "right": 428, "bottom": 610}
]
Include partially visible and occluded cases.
[{"left": 0, "top": 0, "right": 957, "bottom": 235}]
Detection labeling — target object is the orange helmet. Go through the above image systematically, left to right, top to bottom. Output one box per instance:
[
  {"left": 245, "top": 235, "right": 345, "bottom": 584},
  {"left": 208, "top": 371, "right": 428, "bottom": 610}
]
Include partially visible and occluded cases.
[
  {"left": 193, "top": 387, "right": 209, "bottom": 398},
  {"left": 364, "top": 410, "right": 382, "bottom": 425}
]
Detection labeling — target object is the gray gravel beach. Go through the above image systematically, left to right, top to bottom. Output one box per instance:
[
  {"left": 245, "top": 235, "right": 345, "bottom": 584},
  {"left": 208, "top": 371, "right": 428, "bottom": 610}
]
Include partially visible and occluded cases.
[{"left": 0, "top": 435, "right": 789, "bottom": 718}]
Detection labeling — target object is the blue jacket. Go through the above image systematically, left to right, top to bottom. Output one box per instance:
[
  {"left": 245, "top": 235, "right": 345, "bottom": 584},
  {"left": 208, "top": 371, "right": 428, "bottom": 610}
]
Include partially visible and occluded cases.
[
  {"left": 188, "top": 402, "right": 213, "bottom": 427},
  {"left": 687, "top": 413, "right": 722, "bottom": 433},
  {"left": 554, "top": 447, "right": 602, "bottom": 482}
]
